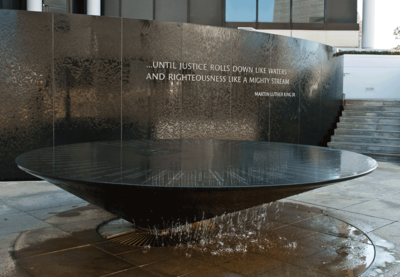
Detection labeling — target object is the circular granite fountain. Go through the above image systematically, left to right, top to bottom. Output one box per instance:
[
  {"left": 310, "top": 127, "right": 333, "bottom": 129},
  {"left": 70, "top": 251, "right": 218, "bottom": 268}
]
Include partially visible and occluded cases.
[{"left": 16, "top": 139, "right": 377, "bottom": 231}]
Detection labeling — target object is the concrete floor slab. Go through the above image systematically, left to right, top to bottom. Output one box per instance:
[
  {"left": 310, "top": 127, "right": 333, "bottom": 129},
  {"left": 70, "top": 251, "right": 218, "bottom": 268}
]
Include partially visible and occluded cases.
[
  {"left": 323, "top": 180, "right": 400, "bottom": 199},
  {"left": 0, "top": 181, "right": 62, "bottom": 199},
  {"left": 2, "top": 190, "right": 85, "bottom": 212},
  {"left": 287, "top": 190, "right": 374, "bottom": 209},
  {"left": 382, "top": 191, "right": 400, "bottom": 202},
  {"left": 343, "top": 199, "right": 400, "bottom": 221},
  {"left": 0, "top": 200, "right": 21, "bottom": 215},
  {"left": 279, "top": 200, "right": 339, "bottom": 215},
  {"left": 26, "top": 203, "right": 88, "bottom": 220},
  {"left": 260, "top": 203, "right": 322, "bottom": 224},
  {"left": 43, "top": 205, "right": 117, "bottom": 234},
  {"left": 44, "top": 205, "right": 114, "bottom": 225},
  {"left": 325, "top": 209, "right": 394, "bottom": 233},
  {"left": 0, "top": 212, "right": 50, "bottom": 237},
  {"left": 293, "top": 215, "right": 371, "bottom": 244},
  {"left": 53, "top": 218, "right": 113, "bottom": 234},
  {"left": 371, "top": 222, "right": 400, "bottom": 248},
  {"left": 268, "top": 224, "right": 317, "bottom": 242},
  {"left": 15, "top": 226, "right": 89, "bottom": 259},
  {"left": 69, "top": 229, "right": 109, "bottom": 244},
  {"left": 0, "top": 232, "right": 32, "bottom": 277},
  {"left": 295, "top": 233, "right": 349, "bottom": 251},
  {"left": 292, "top": 240, "right": 374, "bottom": 277},
  {"left": 93, "top": 241, "right": 141, "bottom": 255},
  {"left": 263, "top": 241, "right": 321, "bottom": 263},
  {"left": 362, "top": 244, "right": 400, "bottom": 277},
  {"left": 18, "top": 246, "right": 134, "bottom": 277},
  {"left": 117, "top": 246, "right": 182, "bottom": 266},
  {"left": 217, "top": 253, "right": 284, "bottom": 276},
  {"left": 143, "top": 255, "right": 212, "bottom": 276},
  {"left": 258, "top": 263, "right": 330, "bottom": 276},
  {"left": 184, "top": 266, "right": 245, "bottom": 277},
  {"left": 103, "top": 267, "right": 161, "bottom": 277}
]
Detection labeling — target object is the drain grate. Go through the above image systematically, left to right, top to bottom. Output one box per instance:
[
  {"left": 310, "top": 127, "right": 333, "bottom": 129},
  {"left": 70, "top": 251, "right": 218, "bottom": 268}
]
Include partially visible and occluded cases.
[
  {"left": 99, "top": 220, "right": 219, "bottom": 247},
  {"left": 108, "top": 227, "right": 191, "bottom": 247}
]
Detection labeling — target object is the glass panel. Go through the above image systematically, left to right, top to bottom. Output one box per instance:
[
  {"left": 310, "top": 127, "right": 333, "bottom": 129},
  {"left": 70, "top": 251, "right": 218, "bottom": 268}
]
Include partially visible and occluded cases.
[
  {"left": 44, "top": 0, "right": 68, "bottom": 13},
  {"left": 103, "top": 0, "right": 120, "bottom": 17},
  {"left": 122, "top": 0, "right": 153, "bottom": 20},
  {"left": 155, "top": 0, "right": 187, "bottom": 23},
  {"left": 190, "top": 0, "right": 222, "bottom": 26},
  {"left": 225, "top": 0, "right": 256, "bottom": 22},
  {"left": 259, "top": 0, "right": 290, "bottom": 22},
  {"left": 292, "top": 0, "right": 325, "bottom": 23}
]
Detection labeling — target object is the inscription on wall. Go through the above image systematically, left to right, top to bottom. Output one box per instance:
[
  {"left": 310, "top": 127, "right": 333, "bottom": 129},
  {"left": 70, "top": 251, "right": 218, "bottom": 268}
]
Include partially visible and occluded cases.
[{"left": 146, "top": 61, "right": 295, "bottom": 97}]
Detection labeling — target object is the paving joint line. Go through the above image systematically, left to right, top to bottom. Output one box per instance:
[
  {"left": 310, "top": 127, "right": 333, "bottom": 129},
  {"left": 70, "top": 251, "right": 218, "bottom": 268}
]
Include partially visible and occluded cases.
[
  {"left": 17, "top": 244, "right": 91, "bottom": 260},
  {"left": 99, "top": 266, "right": 138, "bottom": 277}
]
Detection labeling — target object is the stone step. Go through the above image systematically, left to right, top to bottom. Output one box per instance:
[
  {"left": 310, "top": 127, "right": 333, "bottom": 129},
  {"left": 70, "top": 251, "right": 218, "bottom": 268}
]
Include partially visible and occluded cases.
[
  {"left": 346, "top": 99, "right": 400, "bottom": 106},
  {"left": 332, "top": 100, "right": 400, "bottom": 161},
  {"left": 344, "top": 106, "right": 400, "bottom": 112},
  {"left": 342, "top": 111, "right": 400, "bottom": 117},
  {"left": 340, "top": 117, "right": 400, "bottom": 124},
  {"left": 337, "top": 122, "right": 400, "bottom": 131},
  {"left": 334, "top": 129, "right": 400, "bottom": 139},
  {"left": 331, "top": 135, "right": 400, "bottom": 146},
  {"left": 328, "top": 142, "right": 400, "bottom": 154},
  {"left": 361, "top": 153, "right": 400, "bottom": 163}
]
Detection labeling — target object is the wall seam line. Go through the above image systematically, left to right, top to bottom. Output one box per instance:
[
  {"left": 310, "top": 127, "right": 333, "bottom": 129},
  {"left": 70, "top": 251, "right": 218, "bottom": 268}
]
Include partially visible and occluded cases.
[
  {"left": 52, "top": 12, "right": 55, "bottom": 147},
  {"left": 121, "top": 18, "right": 123, "bottom": 142},
  {"left": 181, "top": 23, "right": 183, "bottom": 139},
  {"left": 298, "top": 79, "right": 300, "bottom": 144}
]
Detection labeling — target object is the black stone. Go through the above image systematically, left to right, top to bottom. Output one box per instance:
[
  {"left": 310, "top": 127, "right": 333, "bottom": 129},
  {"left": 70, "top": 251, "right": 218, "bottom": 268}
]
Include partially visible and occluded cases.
[
  {"left": 1, "top": 10, "right": 344, "bottom": 181},
  {"left": 16, "top": 140, "right": 377, "bottom": 229}
]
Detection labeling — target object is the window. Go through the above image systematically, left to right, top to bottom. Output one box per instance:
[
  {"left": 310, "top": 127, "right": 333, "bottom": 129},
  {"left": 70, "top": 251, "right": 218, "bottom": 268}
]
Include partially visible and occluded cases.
[
  {"left": 122, "top": 0, "right": 153, "bottom": 20},
  {"left": 155, "top": 0, "right": 187, "bottom": 22},
  {"left": 190, "top": 0, "right": 223, "bottom": 26},
  {"left": 225, "top": 0, "right": 257, "bottom": 22},
  {"left": 225, "top": 0, "right": 325, "bottom": 24},
  {"left": 258, "top": 0, "right": 290, "bottom": 23},
  {"left": 292, "top": 0, "right": 325, "bottom": 23}
]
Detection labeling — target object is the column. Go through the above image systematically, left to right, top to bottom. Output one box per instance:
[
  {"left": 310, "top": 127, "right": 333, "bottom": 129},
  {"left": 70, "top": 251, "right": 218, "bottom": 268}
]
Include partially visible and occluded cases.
[
  {"left": 27, "top": 0, "right": 42, "bottom": 12},
  {"left": 87, "top": 0, "right": 101, "bottom": 16},
  {"left": 362, "top": 0, "right": 375, "bottom": 49}
]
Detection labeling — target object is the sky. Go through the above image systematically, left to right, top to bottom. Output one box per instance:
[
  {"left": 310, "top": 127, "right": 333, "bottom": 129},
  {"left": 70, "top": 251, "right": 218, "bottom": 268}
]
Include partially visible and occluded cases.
[{"left": 358, "top": 0, "right": 400, "bottom": 49}]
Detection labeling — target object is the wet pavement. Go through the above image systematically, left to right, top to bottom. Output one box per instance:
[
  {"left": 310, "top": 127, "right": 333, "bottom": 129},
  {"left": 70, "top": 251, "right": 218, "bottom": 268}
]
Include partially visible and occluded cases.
[{"left": 1, "top": 161, "right": 400, "bottom": 276}]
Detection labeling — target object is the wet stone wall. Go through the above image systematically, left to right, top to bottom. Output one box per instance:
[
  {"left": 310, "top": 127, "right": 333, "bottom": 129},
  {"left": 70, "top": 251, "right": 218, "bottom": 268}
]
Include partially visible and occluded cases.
[{"left": 0, "top": 10, "right": 343, "bottom": 180}]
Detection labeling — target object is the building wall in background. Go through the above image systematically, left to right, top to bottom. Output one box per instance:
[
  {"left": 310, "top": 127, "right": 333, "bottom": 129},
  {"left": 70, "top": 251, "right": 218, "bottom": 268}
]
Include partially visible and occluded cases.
[
  {"left": 0, "top": 0, "right": 25, "bottom": 10},
  {"left": 1, "top": 0, "right": 358, "bottom": 30},
  {"left": 103, "top": 0, "right": 119, "bottom": 17},
  {"left": 121, "top": 0, "right": 153, "bottom": 20},
  {"left": 155, "top": 0, "right": 187, "bottom": 22},
  {"left": 189, "top": 0, "right": 223, "bottom": 26},
  {"left": 326, "top": 0, "right": 357, "bottom": 24},
  {"left": 258, "top": 29, "right": 359, "bottom": 48},
  {"left": 344, "top": 55, "right": 400, "bottom": 99}
]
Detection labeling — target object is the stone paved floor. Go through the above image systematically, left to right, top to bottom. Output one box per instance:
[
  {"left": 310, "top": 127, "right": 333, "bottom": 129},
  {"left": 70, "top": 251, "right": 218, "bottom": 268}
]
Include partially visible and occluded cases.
[{"left": 0, "top": 161, "right": 399, "bottom": 276}]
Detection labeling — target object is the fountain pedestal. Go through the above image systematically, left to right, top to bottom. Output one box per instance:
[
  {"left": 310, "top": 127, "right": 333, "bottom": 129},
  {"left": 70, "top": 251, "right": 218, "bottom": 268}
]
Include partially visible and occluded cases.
[{"left": 16, "top": 139, "right": 377, "bottom": 229}]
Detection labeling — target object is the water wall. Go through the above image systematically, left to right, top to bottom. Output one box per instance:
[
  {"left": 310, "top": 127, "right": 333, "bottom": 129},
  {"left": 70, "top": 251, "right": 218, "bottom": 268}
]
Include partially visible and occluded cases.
[{"left": 0, "top": 10, "right": 343, "bottom": 180}]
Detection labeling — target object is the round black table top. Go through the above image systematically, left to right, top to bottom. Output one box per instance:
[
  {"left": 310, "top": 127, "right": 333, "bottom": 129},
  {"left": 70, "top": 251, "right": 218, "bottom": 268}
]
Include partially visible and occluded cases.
[{"left": 16, "top": 140, "right": 377, "bottom": 188}]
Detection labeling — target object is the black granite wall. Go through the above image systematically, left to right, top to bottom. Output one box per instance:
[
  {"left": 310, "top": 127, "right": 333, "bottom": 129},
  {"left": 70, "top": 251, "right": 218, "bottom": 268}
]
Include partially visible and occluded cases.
[{"left": 0, "top": 10, "right": 343, "bottom": 180}]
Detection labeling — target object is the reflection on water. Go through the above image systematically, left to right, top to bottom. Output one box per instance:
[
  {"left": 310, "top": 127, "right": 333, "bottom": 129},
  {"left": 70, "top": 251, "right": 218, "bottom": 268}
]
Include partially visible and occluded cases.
[
  {"left": 17, "top": 139, "right": 377, "bottom": 187},
  {"left": 100, "top": 202, "right": 375, "bottom": 276}
]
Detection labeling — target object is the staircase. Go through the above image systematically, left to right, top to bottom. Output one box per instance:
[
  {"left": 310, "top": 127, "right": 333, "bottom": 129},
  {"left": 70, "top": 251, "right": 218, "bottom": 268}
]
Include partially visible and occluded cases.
[{"left": 328, "top": 99, "right": 400, "bottom": 163}]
